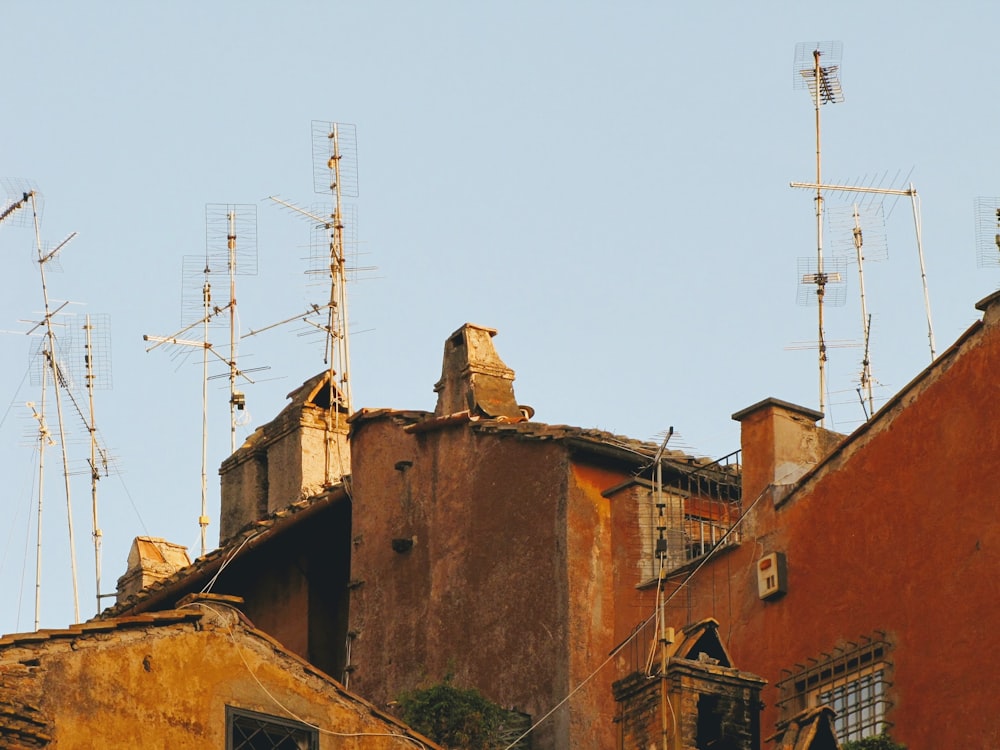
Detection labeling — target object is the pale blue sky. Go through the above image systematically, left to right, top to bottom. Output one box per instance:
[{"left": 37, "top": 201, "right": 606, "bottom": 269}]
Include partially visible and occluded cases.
[{"left": 2, "top": 2, "right": 997, "bottom": 633}]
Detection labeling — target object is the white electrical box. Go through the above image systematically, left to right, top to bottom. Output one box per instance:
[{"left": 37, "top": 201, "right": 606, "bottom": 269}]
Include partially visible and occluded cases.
[{"left": 757, "top": 552, "right": 787, "bottom": 600}]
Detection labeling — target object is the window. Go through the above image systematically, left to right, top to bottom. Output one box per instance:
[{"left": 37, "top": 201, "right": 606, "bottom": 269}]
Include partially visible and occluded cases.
[
  {"left": 643, "top": 488, "right": 741, "bottom": 579},
  {"left": 776, "top": 634, "right": 892, "bottom": 743},
  {"left": 227, "top": 707, "right": 318, "bottom": 750}
]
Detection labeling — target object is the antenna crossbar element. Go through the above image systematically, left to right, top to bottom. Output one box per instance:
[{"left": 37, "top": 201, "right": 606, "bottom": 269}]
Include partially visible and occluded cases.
[
  {"left": 793, "top": 42, "right": 844, "bottom": 104},
  {"left": 798, "top": 65, "right": 844, "bottom": 105},
  {"left": 313, "top": 121, "right": 359, "bottom": 197},
  {"left": 0, "top": 180, "right": 42, "bottom": 228},
  {"left": 793, "top": 180, "right": 936, "bottom": 360},
  {"left": 790, "top": 182, "right": 913, "bottom": 196},
  {"left": 973, "top": 197, "right": 1000, "bottom": 269},
  {"left": 796, "top": 256, "right": 848, "bottom": 307},
  {"left": 801, "top": 272, "right": 843, "bottom": 285}
]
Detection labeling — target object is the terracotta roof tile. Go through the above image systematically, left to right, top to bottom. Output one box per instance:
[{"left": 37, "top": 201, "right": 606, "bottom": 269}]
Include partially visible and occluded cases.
[
  {"left": 99, "top": 486, "right": 347, "bottom": 619},
  {"left": 0, "top": 611, "right": 203, "bottom": 649}
]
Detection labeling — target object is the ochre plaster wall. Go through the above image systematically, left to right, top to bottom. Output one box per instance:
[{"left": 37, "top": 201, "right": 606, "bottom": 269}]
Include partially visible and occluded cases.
[{"left": 6, "top": 613, "right": 432, "bottom": 749}]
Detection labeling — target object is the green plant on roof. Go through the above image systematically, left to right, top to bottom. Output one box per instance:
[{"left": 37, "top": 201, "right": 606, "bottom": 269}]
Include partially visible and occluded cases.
[
  {"left": 397, "top": 677, "right": 508, "bottom": 750},
  {"left": 841, "top": 734, "right": 906, "bottom": 750}
]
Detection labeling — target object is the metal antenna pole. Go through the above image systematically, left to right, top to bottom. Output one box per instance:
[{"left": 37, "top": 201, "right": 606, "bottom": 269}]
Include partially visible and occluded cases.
[
  {"left": 794, "top": 42, "right": 844, "bottom": 423},
  {"left": 812, "top": 49, "right": 829, "bottom": 421},
  {"left": 267, "top": 122, "right": 360, "bottom": 488},
  {"left": 325, "top": 124, "right": 351, "bottom": 485},
  {"left": 792, "top": 180, "right": 936, "bottom": 365},
  {"left": 909, "top": 186, "right": 935, "bottom": 359},
  {"left": 30, "top": 193, "right": 81, "bottom": 623},
  {"left": 148, "top": 204, "right": 259, "bottom": 557},
  {"left": 851, "top": 207, "right": 875, "bottom": 416},
  {"left": 228, "top": 210, "right": 238, "bottom": 454},
  {"left": 200, "top": 275, "right": 211, "bottom": 557},
  {"left": 84, "top": 315, "right": 103, "bottom": 614},
  {"left": 29, "top": 390, "right": 50, "bottom": 631}
]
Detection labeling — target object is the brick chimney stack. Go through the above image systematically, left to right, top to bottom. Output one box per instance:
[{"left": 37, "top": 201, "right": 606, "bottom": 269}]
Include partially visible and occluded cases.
[{"left": 732, "top": 398, "right": 843, "bottom": 505}]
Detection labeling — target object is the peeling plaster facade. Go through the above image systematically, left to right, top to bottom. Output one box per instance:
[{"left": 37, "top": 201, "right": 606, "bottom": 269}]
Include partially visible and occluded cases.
[
  {"left": 94, "top": 298, "right": 1000, "bottom": 747},
  {"left": 106, "top": 323, "right": 741, "bottom": 750},
  {"left": 0, "top": 598, "right": 437, "bottom": 749}
]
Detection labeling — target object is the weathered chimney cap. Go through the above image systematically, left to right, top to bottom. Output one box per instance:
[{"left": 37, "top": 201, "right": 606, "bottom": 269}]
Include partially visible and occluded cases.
[
  {"left": 975, "top": 289, "right": 1000, "bottom": 325},
  {"left": 433, "top": 323, "right": 522, "bottom": 419},
  {"left": 732, "top": 397, "right": 824, "bottom": 424}
]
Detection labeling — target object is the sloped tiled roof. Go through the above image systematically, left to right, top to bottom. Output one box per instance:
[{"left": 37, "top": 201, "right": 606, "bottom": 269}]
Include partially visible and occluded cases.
[
  {"left": 354, "top": 407, "right": 728, "bottom": 473},
  {"left": 109, "top": 412, "right": 735, "bottom": 620},
  {"left": 100, "top": 485, "right": 348, "bottom": 619},
  {"left": 0, "top": 602, "right": 442, "bottom": 750},
  {"left": 0, "top": 610, "right": 204, "bottom": 747}
]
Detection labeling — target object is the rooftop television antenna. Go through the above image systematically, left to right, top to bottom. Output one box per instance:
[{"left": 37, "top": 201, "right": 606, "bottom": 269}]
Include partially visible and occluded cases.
[
  {"left": 793, "top": 41, "right": 845, "bottom": 422},
  {"left": 792, "top": 44, "right": 937, "bottom": 421},
  {"left": 266, "top": 121, "right": 359, "bottom": 486},
  {"left": 791, "top": 178, "right": 935, "bottom": 363},
  {"left": 0, "top": 179, "right": 41, "bottom": 229},
  {"left": 22, "top": 189, "right": 82, "bottom": 625},
  {"left": 973, "top": 197, "right": 1000, "bottom": 278},
  {"left": 144, "top": 203, "right": 260, "bottom": 557},
  {"left": 828, "top": 204, "right": 889, "bottom": 418},
  {"left": 29, "top": 313, "right": 116, "bottom": 616},
  {"left": 82, "top": 314, "right": 113, "bottom": 613}
]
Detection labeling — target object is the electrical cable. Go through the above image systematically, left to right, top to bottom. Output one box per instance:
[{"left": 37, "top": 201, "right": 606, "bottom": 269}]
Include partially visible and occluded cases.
[
  {"left": 0, "top": 362, "right": 32, "bottom": 432},
  {"left": 501, "top": 480, "right": 777, "bottom": 750},
  {"left": 200, "top": 529, "right": 266, "bottom": 595},
  {"left": 187, "top": 601, "right": 429, "bottom": 749}
]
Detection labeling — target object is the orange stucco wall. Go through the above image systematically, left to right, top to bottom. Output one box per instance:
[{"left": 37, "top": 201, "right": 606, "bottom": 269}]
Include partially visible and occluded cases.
[
  {"left": 656, "top": 314, "right": 1000, "bottom": 746},
  {"left": 348, "top": 416, "right": 642, "bottom": 750}
]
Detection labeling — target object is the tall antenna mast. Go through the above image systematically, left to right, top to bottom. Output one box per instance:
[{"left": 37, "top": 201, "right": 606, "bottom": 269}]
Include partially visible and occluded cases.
[
  {"left": 794, "top": 41, "right": 845, "bottom": 422},
  {"left": 267, "top": 120, "right": 359, "bottom": 487},
  {"left": 313, "top": 121, "right": 356, "bottom": 418},
  {"left": 27, "top": 191, "right": 82, "bottom": 623},
  {"left": 820, "top": 202, "right": 890, "bottom": 419},
  {"left": 145, "top": 204, "right": 258, "bottom": 556},
  {"left": 205, "top": 204, "right": 259, "bottom": 453},
  {"left": 850, "top": 208, "right": 873, "bottom": 414},
  {"left": 82, "top": 314, "right": 113, "bottom": 613},
  {"left": 27, "top": 392, "right": 52, "bottom": 630}
]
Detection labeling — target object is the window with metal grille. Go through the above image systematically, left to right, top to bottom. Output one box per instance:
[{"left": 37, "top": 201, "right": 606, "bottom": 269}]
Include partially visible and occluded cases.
[
  {"left": 776, "top": 633, "right": 893, "bottom": 743},
  {"left": 227, "top": 706, "right": 318, "bottom": 750}
]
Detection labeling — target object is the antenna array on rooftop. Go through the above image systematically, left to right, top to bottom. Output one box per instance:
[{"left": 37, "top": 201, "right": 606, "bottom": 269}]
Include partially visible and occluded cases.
[
  {"left": 790, "top": 42, "right": 936, "bottom": 425},
  {"left": 792, "top": 42, "right": 845, "bottom": 422},
  {"left": 266, "top": 120, "right": 361, "bottom": 487},
  {"left": 973, "top": 197, "right": 1000, "bottom": 271},
  {"left": 145, "top": 203, "right": 261, "bottom": 557}
]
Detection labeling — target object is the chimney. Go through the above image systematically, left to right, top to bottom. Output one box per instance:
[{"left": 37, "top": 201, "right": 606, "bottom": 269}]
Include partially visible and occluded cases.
[
  {"left": 975, "top": 289, "right": 1000, "bottom": 327},
  {"left": 433, "top": 324, "right": 523, "bottom": 419},
  {"left": 218, "top": 370, "right": 350, "bottom": 543},
  {"left": 732, "top": 398, "right": 843, "bottom": 504},
  {"left": 116, "top": 536, "right": 191, "bottom": 604}
]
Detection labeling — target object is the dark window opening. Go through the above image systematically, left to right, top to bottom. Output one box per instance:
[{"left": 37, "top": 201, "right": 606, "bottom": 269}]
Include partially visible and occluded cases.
[
  {"left": 697, "top": 693, "right": 723, "bottom": 748},
  {"left": 227, "top": 706, "right": 318, "bottom": 750}
]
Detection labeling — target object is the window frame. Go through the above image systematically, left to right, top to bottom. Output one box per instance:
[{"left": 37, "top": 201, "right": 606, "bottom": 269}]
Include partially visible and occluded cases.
[
  {"left": 776, "top": 633, "right": 893, "bottom": 743},
  {"left": 226, "top": 705, "right": 319, "bottom": 750}
]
